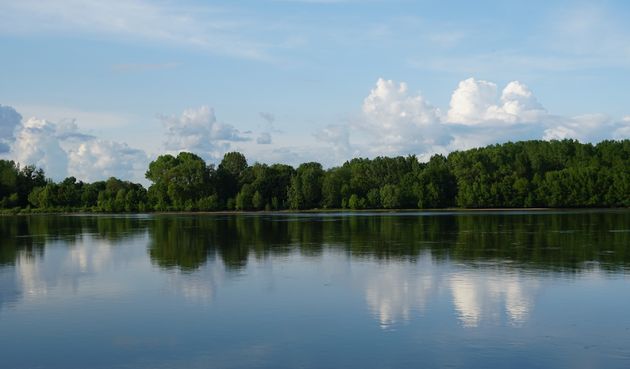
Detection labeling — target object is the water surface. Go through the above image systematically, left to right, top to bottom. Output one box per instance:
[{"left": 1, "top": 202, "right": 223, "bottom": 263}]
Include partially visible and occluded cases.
[{"left": 1, "top": 210, "right": 630, "bottom": 368}]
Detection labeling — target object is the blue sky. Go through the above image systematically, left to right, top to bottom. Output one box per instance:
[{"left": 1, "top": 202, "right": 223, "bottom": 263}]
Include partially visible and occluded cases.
[{"left": 1, "top": 0, "right": 629, "bottom": 183}]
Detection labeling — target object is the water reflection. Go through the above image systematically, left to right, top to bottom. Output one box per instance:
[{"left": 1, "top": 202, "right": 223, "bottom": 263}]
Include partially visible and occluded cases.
[
  {"left": 1, "top": 211, "right": 629, "bottom": 326},
  {"left": 143, "top": 211, "right": 630, "bottom": 273},
  {"left": 2, "top": 212, "right": 630, "bottom": 369},
  {"left": 0, "top": 215, "right": 148, "bottom": 311},
  {"left": 0, "top": 215, "right": 148, "bottom": 265},
  {"left": 9, "top": 234, "right": 148, "bottom": 304},
  {"left": 364, "top": 256, "right": 436, "bottom": 328},
  {"left": 362, "top": 259, "right": 541, "bottom": 329},
  {"left": 165, "top": 264, "right": 225, "bottom": 305},
  {"left": 0, "top": 265, "right": 19, "bottom": 309},
  {"left": 449, "top": 270, "right": 539, "bottom": 327}
]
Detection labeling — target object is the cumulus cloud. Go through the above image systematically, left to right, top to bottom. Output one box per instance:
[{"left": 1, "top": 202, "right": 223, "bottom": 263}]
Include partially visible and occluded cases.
[
  {"left": 316, "top": 77, "right": 630, "bottom": 162},
  {"left": 357, "top": 78, "right": 451, "bottom": 156},
  {"left": 362, "top": 78, "right": 440, "bottom": 129},
  {"left": 446, "top": 78, "right": 546, "bottom": 124},
  {"left": 446, "top": 78, "right": 498, "bottom": 124},
  {"left": 0, "top": 105, "right": 22, "bottom": 153},
  {"left": 5, "top": 106, "right": 149, "bottom": 183},
  {"left": 161, "top": 106, "right": 249, "bottom": 161},
  {"left": 11, "top": 118, "right": 69, "bottom": 179},
  {"left": 54, "top": 119, "right": 97, "bottom": 141},
  {"left": 68, "top": 139, "right": 148, "bottom": 183}
]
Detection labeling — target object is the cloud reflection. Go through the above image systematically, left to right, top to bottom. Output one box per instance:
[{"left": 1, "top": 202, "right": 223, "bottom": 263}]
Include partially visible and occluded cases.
[
  {"left": 1, "top": 234, "right": 147, "bottom": 311},
  {"left": 17, "top": 253, "right": 48, "bottom": 299},
  {"left": 364, "top": 259, "right": 436, "bottom": 329},
  {"left": 364, "top": 261, "right": 540, "bottom": 329},
  {"left": 166, "top": 263, "right": 225, "bottom": 305},
  {"left": 450, "top": 271, "right": 539, "bottom": 327}
]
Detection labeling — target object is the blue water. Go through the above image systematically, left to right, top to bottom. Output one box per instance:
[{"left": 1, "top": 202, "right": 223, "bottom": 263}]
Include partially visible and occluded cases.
[{"left": 1, "top": 211, "right": 629, "bottom": 368}]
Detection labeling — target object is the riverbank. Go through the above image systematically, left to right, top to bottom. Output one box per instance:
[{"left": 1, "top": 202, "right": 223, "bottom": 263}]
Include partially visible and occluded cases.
[{"left": 2, "top": 207, "right": 628, "bottom": 216}]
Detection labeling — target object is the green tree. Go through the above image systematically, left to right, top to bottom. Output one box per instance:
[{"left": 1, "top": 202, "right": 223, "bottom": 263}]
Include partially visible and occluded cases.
[
  {"left": 146, "top": 152, "right": 212, "bottom": 210},
  {"left": 216, "top": 152, "right": 248, "bottom": 203},
  {"left": 416, "top": 154, "right": 457, "bottom": 208},
  {"left": 288, "top": 162, "right": 324, "bottom": 209},
  {"left": 380, "top": 184, "right": 400, "bottom": 209},
  {"left": 252, "top": 191, "right": 264, "bottom": 210},
  {"left": 348, "top": 194, "right": 366, "bottom": 209}
]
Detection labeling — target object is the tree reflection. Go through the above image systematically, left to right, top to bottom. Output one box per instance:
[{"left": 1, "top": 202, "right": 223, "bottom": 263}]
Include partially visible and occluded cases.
[
  {"left": 2, "top": 211, "right": 629, "bottom": 273},
  {"left": 145, "top": 211, "right": 630, "bottom": 273},
  {"left": 0, "top": 215, "right": 148, "bottom": 266},
  {"left": 0, "top": 215, "right": 148, "bottom": 312}
]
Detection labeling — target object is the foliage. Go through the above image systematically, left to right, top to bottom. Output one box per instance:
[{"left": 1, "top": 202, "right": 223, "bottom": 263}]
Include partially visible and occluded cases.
[{"left": 2, "top": 139, "right": 629, "bottom": 212}]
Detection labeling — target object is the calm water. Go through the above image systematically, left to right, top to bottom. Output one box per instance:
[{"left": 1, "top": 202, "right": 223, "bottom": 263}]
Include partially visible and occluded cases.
[{"left": 1, "top": 211, "right": 630, "bottom": 369}]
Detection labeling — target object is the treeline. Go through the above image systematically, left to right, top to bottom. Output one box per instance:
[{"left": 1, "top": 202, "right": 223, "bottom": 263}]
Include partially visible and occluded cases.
[
  {"left": 1, "top": 139, "right": 628, "bottom": 212},
  {"left": 0, "top": 161, "right": 147, "bottom": 212}
]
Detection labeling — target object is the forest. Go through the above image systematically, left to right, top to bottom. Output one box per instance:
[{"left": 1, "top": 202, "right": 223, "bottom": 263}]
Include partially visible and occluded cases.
[{"left": 0, "top": 139, "right": 628, "bottom": 213}]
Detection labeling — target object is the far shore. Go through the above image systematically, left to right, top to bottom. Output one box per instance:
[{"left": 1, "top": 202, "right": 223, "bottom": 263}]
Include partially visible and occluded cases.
[{"left": 2, "top": 207, "right": 628, "bottom": 217}]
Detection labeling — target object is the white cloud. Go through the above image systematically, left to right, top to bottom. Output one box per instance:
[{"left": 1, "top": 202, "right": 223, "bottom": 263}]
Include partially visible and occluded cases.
[
  {"left": 315, "top": 77, "right": 630, "bottom": 162},
  {"left": 356, "top": 78, "right": 450, "bottom": 156},
  {"left": 363, "top": 78, "right": 440, "bottom": 128},
  {"left": 446, "top": 78, "right": 546, "bottom": 124},
  {"left": 446, "top": 78, "right": 497, "bottom": 124},
  {"left": 498, "top": 81, "right": 546, "bottom": 121},
  {"left": 0, "top": 105, "right": 22, "bottom": 153},
  {"left": 161, "top": 106, "right": 249, "bottom": 161},
  {"left": 6, "top": 107, "right": 149, "bottom": 183},
  {"left": 543, "top": 114, "right": 630, "bottom": 143},
  {"left": 11, "top": 118, "right": 69, "bottom": 179},
  {"left": 68, "top": 139, "right": 148, "bottom": 183}
]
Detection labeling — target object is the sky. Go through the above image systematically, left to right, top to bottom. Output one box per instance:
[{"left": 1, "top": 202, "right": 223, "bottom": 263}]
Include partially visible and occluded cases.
[{"left": 1, "top": 0, "right": 629, "bottom": 184}]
